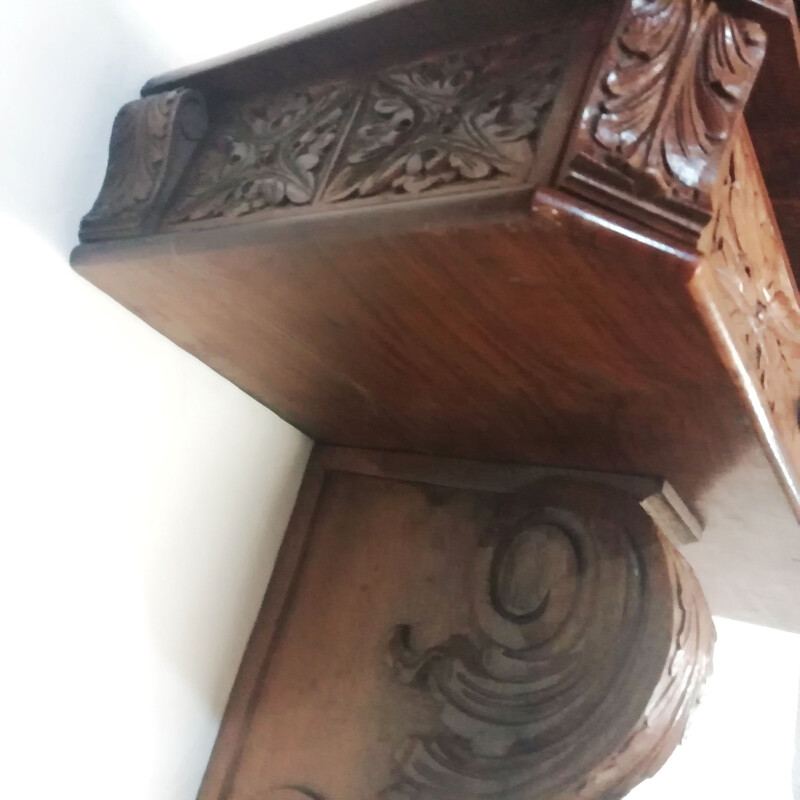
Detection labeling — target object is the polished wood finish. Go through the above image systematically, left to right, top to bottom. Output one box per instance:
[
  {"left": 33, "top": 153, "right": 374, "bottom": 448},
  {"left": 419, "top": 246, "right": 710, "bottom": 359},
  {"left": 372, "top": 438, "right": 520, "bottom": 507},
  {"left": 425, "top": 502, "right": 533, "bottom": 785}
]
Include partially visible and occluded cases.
[
  {"left": 71, "top": 0, "right": 800, "bottom": 519},
  {"left": 69, "top": 1, "right": 800, "bottom": 795},
  {"left": 72, "top": 188, "right": 750, "bottom": 512},
  {"left": 199, "top": 448, "right": 713, "bottom": 800}
]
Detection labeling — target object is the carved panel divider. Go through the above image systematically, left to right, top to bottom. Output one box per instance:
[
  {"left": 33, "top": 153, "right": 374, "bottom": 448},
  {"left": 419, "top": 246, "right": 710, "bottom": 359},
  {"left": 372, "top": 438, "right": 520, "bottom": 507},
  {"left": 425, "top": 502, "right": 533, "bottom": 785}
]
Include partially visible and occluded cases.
[
  {"left": 71, "top": 3, "right": 800, "bottom": 797},
  {"left": 380, "top": 477, "right": 713, "bottom": 800}
]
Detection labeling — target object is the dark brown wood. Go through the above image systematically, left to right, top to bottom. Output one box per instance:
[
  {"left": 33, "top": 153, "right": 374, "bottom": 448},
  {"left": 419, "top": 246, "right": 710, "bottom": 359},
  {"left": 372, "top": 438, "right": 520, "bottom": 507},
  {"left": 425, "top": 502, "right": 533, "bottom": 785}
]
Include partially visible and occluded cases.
[
  {"left": 71, "top": 0, "right": 800, "bottom": 521},
  {"left": 559, "top": 0, "right": 767, "bottom": 243},
  {"left": 70, "top": 2, "right": 800, "bottom": 794},
  {"left": 80, "top": 89, "right": 208, "bottom": 241},
  {"left": 693, "top": 122, "right": 800, "bottom": 512},
  {"left": 71, "top": 191, "right": 753, "bottom": 514},
  {"left": 197, "top": 447, "right": 714, "bottom": 800}
]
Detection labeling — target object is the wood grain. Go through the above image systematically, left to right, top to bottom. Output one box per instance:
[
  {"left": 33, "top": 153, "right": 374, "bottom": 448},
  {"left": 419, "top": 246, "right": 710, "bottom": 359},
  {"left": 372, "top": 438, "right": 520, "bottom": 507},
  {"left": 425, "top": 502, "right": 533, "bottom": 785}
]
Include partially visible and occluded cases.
[{"left": 72, "top": 186, "right": 756, "bottom": 514}]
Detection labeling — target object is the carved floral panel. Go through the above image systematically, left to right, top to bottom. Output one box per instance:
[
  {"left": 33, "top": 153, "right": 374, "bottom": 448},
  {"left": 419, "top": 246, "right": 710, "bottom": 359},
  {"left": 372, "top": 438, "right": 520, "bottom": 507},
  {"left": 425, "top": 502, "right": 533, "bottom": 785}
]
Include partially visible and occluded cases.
[
  {"left": 162, "top": 30, "right": 570, "bottom": 227},
  {"left": 323, "top": 31, "right": 569, "bottom": 201},
  {"left": 167, "top": 82, "right": 358, "bottom": 223},
  {"left": 241, "top": 475, "right": 713, "bottom": 800}
]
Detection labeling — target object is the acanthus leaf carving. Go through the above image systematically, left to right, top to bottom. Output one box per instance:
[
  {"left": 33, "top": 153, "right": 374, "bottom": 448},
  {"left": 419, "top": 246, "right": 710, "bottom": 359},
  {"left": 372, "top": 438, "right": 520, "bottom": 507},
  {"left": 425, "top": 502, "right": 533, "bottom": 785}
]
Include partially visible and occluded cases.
[
  {"left": 562, "top": 0, "right": 766, "bottom": 240},
  {"left": 79, "top": 88, "right": 207, "bottom": 242},
  {"left": 375, "top": 480, "right": 713, "bottom": 800}
]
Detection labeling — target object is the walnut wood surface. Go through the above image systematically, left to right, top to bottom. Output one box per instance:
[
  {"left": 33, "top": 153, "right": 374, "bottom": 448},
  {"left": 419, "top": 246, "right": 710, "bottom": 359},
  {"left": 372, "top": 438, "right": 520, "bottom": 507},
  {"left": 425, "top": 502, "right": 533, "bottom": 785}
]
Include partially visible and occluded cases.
[
  {"left": 71, "top": 0, "right": 800, "bottom": 521},
  {"left": 139, "top": 0, "right": 598, "bottom": 102},
  {"left": 68, "top": 4, "right": 800, "bottom": 795},
  {"left": 694, "top": 123, "right": 800, "bottom": 511},
  {"left": 72, "top": 191, "right": 752, "bottom": 513},
  {"left": 197, "top": 448, "right": 714, "bottom": 800}
]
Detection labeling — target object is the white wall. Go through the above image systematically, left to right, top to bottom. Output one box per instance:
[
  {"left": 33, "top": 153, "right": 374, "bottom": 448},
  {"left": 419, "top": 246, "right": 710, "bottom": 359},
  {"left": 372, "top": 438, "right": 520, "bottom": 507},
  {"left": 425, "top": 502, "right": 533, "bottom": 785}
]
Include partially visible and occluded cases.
[
  {"left": 1, "top": 2, "right": 798, "bottom": 800},
  {"left": 0, "top": 3, "right": 373, "bottom": 800}
]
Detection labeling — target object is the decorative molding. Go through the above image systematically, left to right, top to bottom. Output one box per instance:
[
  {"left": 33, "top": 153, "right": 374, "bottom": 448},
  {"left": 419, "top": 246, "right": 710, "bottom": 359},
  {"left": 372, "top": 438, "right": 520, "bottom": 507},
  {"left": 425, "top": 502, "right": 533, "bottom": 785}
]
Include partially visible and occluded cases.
[
  {"left": 561, "top": 0, "right": 766, "bottom": 242},
  {"left": 83, "top": 29, "right": 573, "bottom": 240},
  {"left": 159, "top": 31, "right": 568, "bottom": 230},
  {"left": 323, "top": 32, "right": 567, "bottom": 202},
  {"left": 167, "top": 82, "right": 357, "bottom": 223},
  {"left": 79, "top": 89, "right": 207, "bottom": 242},
  {"left": 696, "top": 126, "right": 800, "bottom": 501},
  {"left": 378, "top": 479, "right": 714, "bottom": 800}
]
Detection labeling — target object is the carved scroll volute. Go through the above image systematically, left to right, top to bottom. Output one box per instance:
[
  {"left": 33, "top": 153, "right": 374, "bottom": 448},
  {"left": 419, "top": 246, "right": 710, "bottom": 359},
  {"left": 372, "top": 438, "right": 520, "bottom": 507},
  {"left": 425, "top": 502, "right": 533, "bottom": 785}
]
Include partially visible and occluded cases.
[
  {"left": 560, "top": 0, "right": 766, "bottom": 242},
  {"left": 79, "top": 89, "right": 208, "bottom": 242},
  {"left": 386, "top": 479, "right": 714, "bottom": 800}
]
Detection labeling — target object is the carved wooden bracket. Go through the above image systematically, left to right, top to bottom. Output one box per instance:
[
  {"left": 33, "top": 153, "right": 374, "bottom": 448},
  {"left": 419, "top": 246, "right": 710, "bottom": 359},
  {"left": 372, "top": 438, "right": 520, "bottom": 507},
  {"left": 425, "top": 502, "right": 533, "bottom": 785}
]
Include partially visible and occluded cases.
[
  {"left": 559, "top": 0, "right": 767, "bottom": 242},
  {"left": 73, "top": 3, "right": 800, "bottom": 797},
  {"left": 80, "top": 89, "right": 207, "bottom": 241},
  {"left": 199, "top": 451, "right": 714, "bottom": 800},
  {"left": 383, "top": 478, "right": 713, "bottom": 800}
]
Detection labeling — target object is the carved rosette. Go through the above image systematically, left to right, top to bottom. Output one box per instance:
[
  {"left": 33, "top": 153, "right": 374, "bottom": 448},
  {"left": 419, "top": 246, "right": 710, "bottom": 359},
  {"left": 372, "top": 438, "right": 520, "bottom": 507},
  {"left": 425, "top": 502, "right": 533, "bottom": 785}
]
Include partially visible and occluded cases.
[
  {"left": 561, "top": 0, "right": 766, "bottom": 241},
  {"left": 323, "top": 32, "right": 567, "bottom": 201},
  {"left": 167, "top": 82, "right": 357, "bottom": 222},
  {"left": 80, "top": 89, "right": 207, "bottom": 241},
  {"left": 694, "top": 126, "right": 800, "bottom": 506},
  {"left": 381, "top": 479, "right": 714, "bottom": 800}
]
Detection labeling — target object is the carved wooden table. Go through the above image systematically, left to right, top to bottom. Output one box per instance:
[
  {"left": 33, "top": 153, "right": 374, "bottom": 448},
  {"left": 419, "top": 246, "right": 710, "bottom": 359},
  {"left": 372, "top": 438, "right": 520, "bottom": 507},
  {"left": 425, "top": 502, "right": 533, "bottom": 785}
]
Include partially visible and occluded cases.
[{"left": 72, "top": 1, "right": 800, "bottom": 797}]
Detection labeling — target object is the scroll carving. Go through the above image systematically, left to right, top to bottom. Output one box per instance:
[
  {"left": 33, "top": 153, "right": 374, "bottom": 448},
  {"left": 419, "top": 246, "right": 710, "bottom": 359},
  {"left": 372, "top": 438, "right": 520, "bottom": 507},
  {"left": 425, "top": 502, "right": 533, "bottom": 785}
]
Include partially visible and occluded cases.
[
  {"left": 562, "top": 0, "right": 766, "bottom": 241},
  {"left": 323, "top": 32, "right": 567, "bottom": 201},
  {"left": 168, "top": 83, "right": 357, "bottom": 222},
  {"left": 79, "top": 89, "right": 207, "bottom": 242},
  {"left": 695, "top": 127, "right": 800, "bottom": 500},
  {"left": 379, "top": 480, "right": 713, "bottom": 800}
]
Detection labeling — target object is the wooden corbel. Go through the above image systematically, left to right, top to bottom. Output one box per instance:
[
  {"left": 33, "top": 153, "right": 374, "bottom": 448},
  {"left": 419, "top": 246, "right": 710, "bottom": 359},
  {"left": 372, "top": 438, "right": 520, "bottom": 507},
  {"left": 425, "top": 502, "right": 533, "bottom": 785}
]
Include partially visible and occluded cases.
[{"left": 70, "top": 0, "right": 800, "bottom": 796}]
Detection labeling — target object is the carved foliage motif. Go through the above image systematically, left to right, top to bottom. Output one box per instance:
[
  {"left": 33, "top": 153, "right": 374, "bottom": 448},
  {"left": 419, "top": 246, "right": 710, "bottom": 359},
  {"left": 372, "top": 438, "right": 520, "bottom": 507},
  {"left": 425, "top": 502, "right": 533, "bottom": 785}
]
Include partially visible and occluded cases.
[
  {"left": 564, "top": 0, "right": 766, "bottom": 237},
  {"left": 85, "top": 31, "right": 572, "bottom": 239},
  {"left": 162, "top": 31, "right": 568, "bottom": 227},
  {"left": 323, "top": 32, "right": 567, "bottom": 201},
  {"left": 168, "top": 83, "right": 357, "bottom": 222},
  {"left": 80, "top": 89, "right": 207, "bottom": 241},
  {"left": 700, "top": 130, "right": 800, "bottom": 463},
  {"left": 379, "top": 480, "right": 714, "bottom": 800}
]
